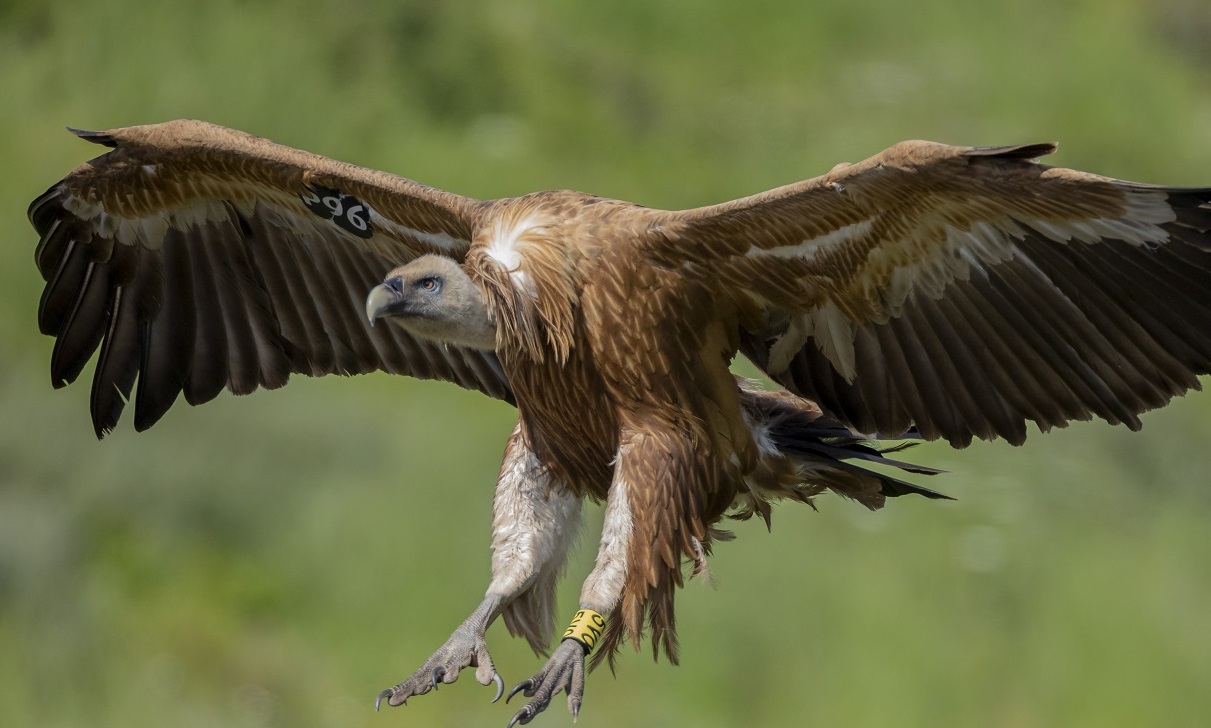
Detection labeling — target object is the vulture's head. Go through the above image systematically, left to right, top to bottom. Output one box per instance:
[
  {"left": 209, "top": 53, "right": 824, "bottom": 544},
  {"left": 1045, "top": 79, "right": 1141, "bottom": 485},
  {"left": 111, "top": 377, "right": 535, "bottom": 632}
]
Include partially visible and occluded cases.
[{"left": 365, "top": 255, "right": 497, "bottom": 351}]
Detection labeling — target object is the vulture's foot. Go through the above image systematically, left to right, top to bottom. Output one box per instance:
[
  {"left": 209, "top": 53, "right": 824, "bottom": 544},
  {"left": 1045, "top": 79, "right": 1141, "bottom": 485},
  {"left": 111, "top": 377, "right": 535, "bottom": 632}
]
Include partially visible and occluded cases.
[
  {"left": 375, "top": 624, "right": 504, "bottom": 710},
  {"left": 505, "top": 639, "right": 585, "bottom": 726}
]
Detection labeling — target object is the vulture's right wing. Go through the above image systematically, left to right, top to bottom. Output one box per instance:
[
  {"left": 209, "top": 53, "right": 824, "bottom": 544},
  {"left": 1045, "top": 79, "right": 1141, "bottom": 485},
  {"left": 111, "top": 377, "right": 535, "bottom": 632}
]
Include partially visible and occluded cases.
[{"left": 30, "top": 119, "right": 512, "bottom": 437}]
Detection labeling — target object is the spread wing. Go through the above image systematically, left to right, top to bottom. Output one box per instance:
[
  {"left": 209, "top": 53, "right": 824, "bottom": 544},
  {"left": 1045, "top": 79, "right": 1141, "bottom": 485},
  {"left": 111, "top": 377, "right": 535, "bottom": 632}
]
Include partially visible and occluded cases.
[
  {"left": 30, "top": 119, "right": 511, "bottom": 437},
  {"left": 653, "top": 140, "right": 1211, "bottom": 447}
]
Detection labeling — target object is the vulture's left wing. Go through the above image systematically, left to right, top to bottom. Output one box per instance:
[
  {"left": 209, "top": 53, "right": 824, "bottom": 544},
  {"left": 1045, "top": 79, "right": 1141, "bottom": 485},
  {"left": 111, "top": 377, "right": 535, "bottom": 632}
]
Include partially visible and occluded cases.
[
  {"left": 30, "top": 120, "right": 511, "bottom": 437},
  {"left": 652, "top": 140, "right": 1211, "bottom": 447}
]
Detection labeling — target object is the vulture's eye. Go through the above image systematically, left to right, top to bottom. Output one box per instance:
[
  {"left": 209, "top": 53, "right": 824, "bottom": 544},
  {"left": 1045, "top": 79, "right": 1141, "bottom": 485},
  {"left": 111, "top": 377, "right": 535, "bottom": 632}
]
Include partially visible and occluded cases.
[{"left": 418, "top": 277, "right": 442, "bottom": 294}]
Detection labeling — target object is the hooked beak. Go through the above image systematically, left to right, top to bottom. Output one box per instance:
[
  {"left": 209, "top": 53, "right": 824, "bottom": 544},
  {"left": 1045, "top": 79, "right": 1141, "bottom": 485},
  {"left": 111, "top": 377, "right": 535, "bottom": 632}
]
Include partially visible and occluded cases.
[{"left": 365, "top": 283, "right": 400, "bottom": 326}]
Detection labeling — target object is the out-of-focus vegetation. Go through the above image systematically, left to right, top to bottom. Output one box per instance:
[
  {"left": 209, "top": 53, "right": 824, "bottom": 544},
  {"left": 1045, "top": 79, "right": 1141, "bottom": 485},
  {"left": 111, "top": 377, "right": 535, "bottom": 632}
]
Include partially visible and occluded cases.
[{"left": 3, "top": 0, "right": 1211, "bottom": 726}]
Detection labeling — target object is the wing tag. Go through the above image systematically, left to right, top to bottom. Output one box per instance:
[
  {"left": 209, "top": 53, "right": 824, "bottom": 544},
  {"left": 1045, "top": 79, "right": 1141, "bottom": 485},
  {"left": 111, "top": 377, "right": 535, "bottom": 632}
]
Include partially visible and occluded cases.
[{"left": 301, "top": 185, "right": 374, "bottom": 239}]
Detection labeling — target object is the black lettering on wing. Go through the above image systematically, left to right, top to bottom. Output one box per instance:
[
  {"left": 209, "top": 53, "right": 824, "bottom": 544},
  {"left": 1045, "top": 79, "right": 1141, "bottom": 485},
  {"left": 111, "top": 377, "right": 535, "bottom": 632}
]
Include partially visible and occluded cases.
[{"left": 300, "top": 185, "right": 375, "bottom": 239}]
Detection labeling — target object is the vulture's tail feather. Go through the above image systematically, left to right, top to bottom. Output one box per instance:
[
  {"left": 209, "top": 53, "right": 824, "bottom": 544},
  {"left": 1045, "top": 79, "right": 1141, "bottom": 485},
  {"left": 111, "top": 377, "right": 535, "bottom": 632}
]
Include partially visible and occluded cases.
[{"left": 738, "top": 384, "right": 950, "bottom": 511}]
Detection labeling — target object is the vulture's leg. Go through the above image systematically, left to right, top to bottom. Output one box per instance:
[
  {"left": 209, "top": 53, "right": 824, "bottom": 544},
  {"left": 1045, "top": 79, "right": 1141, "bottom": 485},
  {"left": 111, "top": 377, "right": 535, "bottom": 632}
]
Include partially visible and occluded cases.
[
  {"left": 376, "top": 425, "right": 582, "bottom": 710},
  {"left": 507, "top": 464, "right": 635, "bottom": 726}
]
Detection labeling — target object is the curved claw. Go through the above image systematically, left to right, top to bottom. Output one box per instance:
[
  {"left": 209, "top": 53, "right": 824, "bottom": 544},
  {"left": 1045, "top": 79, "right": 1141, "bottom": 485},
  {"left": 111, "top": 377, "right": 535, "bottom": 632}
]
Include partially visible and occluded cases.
[
  {"left": 430, "top": 667, "right": 445, "bottom": 691},
  {"left": 490, "top": 673, "right": 505, "bottom": 703},
  {"left": 506, "top": 679, "right": 533, "bottom": 704},
  {"left": 374, "top": 688, "right": 392, "bottom": 712},
  {"left": 507, "top": 705, "right": 533, "bottom": 728}
]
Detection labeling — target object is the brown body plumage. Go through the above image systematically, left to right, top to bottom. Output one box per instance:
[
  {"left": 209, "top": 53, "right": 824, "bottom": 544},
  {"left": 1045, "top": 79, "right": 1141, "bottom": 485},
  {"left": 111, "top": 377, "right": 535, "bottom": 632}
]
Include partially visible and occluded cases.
[{"left": 28, "top": 120, "right": 1211, "bottom": 724}]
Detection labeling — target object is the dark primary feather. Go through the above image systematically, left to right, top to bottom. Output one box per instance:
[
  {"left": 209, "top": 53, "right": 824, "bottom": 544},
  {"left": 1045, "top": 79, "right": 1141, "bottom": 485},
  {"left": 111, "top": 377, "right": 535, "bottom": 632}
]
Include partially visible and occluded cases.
[{"left": 50, "top": 259, "right": 109, "bottom": 387}]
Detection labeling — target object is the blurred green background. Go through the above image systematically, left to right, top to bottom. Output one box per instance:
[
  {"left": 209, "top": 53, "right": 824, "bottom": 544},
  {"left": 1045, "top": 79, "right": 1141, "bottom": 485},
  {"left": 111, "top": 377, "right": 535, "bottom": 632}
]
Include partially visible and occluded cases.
[{"left": 3, "top": 0, "right": 1211, "bottom": 726}]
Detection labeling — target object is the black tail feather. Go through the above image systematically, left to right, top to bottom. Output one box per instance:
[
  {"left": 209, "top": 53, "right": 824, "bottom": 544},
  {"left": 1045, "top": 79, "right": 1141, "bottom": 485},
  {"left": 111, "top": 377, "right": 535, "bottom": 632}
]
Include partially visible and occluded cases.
[{"left": 764, "top": 408, "right": 951, "bottom": 505}]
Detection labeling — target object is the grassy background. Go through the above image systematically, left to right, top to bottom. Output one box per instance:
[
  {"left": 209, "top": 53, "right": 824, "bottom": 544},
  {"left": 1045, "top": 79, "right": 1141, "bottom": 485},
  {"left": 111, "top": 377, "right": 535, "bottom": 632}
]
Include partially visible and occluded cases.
[{"left": 3, "top": 1, "right": 1211, "bottom": 726}]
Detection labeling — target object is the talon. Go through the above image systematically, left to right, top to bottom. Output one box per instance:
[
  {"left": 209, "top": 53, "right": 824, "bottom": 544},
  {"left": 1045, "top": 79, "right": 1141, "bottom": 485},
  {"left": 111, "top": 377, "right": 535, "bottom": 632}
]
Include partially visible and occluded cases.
[
  {"left": 430, "top": 666, "right": 445, "bottom": 691},
  {"left": 490, "top": 673, "right": 505, "bottom": 703},
  {"left": 506, "top": 680, "right": 532, "bottom": 704},
  {"left": 375, "top": 688, "right": 392, "bottom": 712},
  {"left": 571, "top": 699, "right": 580, "bottom": 723},
  {"left": 507, "top": 706, "right": 532, "bottom": 728}
]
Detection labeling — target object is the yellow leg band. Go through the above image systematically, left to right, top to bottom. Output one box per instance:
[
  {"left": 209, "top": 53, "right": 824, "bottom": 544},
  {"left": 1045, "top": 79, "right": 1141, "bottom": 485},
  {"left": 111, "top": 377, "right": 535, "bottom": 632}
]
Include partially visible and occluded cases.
[{"left": 562, "top": 609, "right": 606, "bottom": 654}]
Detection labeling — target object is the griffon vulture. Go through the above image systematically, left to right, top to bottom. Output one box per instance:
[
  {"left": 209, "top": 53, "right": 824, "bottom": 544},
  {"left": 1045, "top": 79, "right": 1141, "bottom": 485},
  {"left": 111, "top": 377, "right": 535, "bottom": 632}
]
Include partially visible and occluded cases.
[{"left": 29, "top": 120, "right": 1211, "bottom": 725}]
